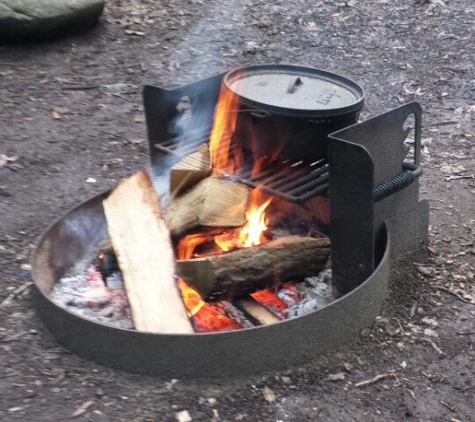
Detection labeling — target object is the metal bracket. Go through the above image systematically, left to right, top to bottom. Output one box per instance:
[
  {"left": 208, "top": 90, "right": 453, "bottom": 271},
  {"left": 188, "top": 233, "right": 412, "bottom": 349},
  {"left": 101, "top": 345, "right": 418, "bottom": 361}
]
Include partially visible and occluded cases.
[{"left": 328, "top": 102, "right": 427, "bottom": 294}]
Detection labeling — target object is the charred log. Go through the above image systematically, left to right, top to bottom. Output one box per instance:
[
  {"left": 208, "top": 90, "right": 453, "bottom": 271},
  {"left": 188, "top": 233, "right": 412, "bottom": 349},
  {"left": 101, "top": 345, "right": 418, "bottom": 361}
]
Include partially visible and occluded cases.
[{"left": 176, "top": 236, "right": 330, "bottom": 301}]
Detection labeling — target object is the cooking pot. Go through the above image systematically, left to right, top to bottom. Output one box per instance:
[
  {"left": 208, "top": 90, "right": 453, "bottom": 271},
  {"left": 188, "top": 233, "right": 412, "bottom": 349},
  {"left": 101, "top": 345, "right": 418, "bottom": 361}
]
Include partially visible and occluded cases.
[{"left": 223, "top": 64, "right": 365, "bottom": 163}]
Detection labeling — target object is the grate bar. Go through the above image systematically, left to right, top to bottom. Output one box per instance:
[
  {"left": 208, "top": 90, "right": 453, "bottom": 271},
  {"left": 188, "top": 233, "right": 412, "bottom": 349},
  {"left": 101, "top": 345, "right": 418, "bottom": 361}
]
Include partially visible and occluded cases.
[{"left": 155, "top": 130, "right": 330, "bottom": 203}]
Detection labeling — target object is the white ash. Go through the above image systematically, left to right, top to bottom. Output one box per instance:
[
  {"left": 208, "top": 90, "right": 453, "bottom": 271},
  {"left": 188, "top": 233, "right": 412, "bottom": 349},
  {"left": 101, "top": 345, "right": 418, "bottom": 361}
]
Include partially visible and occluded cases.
[
  {"left": 50, "top": 260, "right": 334, "bottom": 332},
  {"left": 50, "top": 266, "right": 133, "bottom": 330},
  {"left": 278, "top": 269, "right": 334, "bottom": 319}
]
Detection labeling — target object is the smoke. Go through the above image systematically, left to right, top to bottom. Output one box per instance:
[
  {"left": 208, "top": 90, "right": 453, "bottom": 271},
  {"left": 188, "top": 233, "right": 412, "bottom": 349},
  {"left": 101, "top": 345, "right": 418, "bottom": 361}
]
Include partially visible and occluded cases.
[
  {"left": 149, "top": 0, "right": 245, "bottom": 208},
  {"left": 165, "top": 0, "right": 245, "bottom": 81}
]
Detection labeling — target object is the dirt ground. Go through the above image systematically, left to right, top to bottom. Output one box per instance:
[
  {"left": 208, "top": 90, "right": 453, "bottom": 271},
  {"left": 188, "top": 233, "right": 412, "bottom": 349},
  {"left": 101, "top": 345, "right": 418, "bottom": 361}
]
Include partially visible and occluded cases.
[{"left": 0, "top": 0, "right": 474, "bottom": 421}]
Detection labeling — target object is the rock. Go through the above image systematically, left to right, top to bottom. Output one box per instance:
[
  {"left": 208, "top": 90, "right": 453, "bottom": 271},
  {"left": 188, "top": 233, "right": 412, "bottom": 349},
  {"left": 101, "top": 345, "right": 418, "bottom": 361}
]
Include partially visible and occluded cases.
[{"left": 0, "top": 0, "right": 105, "bottom": 41}]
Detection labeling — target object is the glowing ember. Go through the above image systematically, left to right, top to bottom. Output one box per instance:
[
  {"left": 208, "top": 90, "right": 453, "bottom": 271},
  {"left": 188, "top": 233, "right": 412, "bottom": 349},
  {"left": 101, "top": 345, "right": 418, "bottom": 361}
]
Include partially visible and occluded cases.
[
  {"left": 176, "top": 231, "right": 242, "bottom": 331},
  {"left": 251, "top": 289, "right": 288, "bottom": 314}
]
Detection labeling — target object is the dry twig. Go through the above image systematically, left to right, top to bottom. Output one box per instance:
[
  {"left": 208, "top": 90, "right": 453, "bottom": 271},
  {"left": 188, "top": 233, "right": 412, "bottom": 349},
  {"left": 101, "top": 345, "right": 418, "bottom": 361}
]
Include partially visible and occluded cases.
[
  {"left": 61, "top": 84, "right": 99, "bottom": 91},
  {"left": 0, "top": 282, "right": 33, "bottom": 308},
  {"left": 433, "top": 286, "right": 471, "bottom": 303},
  {"left": 417, "top": 337, "right": 446, "bottom": 356},
  {"left": 355, "top": 373, "right": 396, "bottom": 388},
  {"left": 439, "top": 400, "right": 456, "bottom": 413}
]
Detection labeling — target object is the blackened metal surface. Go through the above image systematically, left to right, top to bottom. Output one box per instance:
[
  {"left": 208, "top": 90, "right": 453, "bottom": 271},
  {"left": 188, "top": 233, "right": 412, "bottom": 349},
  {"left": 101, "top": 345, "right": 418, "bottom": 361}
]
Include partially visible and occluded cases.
[
  {"left": 224, "top": 64, "right": 365, "bottom": 117},
  {"left": 143, "top": 67, "right": 364, "bottom": 169},
  {"left": 143, "top": 74, "right": 223, "bottom": 173},
  {"left": 328, "top": 102, "right": 428, "bottom": 293},
  {"left": 327, "top": 139, "right": 375, "bottom": 295},
  {"left": 226, "top": 159, "right": 329, "bottom": 203},
  {"left": 31, "top": 193, "right": 390, "bottom": 379}
]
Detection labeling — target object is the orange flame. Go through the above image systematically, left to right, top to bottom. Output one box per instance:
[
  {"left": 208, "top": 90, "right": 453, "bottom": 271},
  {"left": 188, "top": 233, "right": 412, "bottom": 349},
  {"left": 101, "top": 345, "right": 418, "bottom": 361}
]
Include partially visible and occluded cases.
[
  {"left": 174, "top": 76, "right": 280, "bottom": 331},
  {"left": 209, "top": 81, "right": 241, "bottom": 175},
  {"left": 240, "top": 193, "right": 271, "bottom": 247},
  {"left": 214, "top": 229, "right": 240, "bottom": 252},
  {"left": 176, "top": 233, "right": 208, "bottom": 316}
]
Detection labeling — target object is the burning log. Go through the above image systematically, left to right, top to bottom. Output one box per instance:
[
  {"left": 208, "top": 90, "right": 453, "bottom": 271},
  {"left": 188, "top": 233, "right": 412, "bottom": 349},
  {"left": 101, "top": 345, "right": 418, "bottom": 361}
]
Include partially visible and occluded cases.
[
  {"left": 170, "top": 144, "right": 211, "bottom": 197},
  {"left": 103, "top": 169, "right": 194, "bottom": 334},
  {"left": 165, "top": 176, "right": 249, "bottom": 235},
  {"left": 176, "top": 236, "right": 330, "bottom": 301},
  {"left": 233, "top": 296, "right": 281, "bottom": 325}
]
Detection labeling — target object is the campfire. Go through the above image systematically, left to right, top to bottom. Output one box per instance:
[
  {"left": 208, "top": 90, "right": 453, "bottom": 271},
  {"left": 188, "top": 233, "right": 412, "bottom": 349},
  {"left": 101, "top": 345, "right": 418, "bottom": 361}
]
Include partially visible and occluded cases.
[
  {"left": 35, "top": 64, "right": 429, "bottom": 377},
  {"left": 51, "top": 72, "right": 334, "bottom": 333}
]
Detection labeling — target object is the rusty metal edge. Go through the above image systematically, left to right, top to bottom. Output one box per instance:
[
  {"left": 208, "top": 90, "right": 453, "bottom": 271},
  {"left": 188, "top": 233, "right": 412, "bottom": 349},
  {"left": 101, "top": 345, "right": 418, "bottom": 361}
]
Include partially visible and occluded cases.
[{"left": 31, "top": 191, "right": 390, "bottom": 379}]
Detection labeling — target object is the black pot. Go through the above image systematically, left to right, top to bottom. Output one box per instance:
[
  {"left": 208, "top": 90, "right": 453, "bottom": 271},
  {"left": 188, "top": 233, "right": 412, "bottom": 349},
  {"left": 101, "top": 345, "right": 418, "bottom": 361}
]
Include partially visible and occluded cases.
[{"left": 223, "top": 64, "right": 365, "bottom": 163}]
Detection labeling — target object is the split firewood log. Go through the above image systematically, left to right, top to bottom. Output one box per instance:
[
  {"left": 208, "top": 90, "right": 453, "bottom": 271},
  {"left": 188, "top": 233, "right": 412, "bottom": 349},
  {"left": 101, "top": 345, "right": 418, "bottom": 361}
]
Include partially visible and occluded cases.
[
  {"left": 170, "top": 144, "right": 211, "bottom": 197},
  {"left": 103, "top": 169, "right": 194, "bottom": 334},
  {"left": 165, "top": 176, "right": 249, "bottom": 236},
  {"left": 176, "top": 236, "right": 330, "bottom": 301}
]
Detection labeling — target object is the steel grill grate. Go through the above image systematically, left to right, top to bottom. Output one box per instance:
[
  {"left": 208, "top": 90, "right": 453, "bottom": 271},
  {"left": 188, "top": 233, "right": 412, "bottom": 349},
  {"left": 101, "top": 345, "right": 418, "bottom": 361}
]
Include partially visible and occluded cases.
[{"left": 155, "top": 130, "right": 330, "bottom": 203}]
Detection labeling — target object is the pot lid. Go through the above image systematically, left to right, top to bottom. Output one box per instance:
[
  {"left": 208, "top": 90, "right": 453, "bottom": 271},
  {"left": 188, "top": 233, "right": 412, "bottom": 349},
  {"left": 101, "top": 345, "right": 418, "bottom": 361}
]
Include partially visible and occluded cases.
[{"left": 224, "top": 64, "right": 365, "bottom": 117}]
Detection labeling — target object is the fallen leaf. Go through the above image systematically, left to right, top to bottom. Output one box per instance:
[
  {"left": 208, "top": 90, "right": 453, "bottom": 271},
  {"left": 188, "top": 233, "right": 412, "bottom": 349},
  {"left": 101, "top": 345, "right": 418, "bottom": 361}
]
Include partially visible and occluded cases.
[
  {"left": 125, "top": 30, "right": 145, "bottom": 36},
  {"left": 103, "top": 82, "right": 134, "bottom": 90},
  {"left": 53, "top": 107, "right": 73, "bottom": 114},
  {"left": 0, "top": 154, "right": 19, "bottom": 169},
  {"left": 107, "top": 158, "right": 124, "bottom": 167},
  {"left": 6, "top": 163, "right": 24, "bottom": 171},
  {"left": 440, "top": 163, "right": 467, "bottom": 175},
  {"left": 416, "top": 266, "right": 433, "bottom": 276},
  {"left": 421, "top": 317, "right": 439, "bottom": 328},
  {"left": 424, "top": 328, "right": 439, "bottom": 338},
  {"left": 327, "top": 372, "right": 346, "bottom": 381},
  {"left": 262, "top": 386, "right": 276, "bottom": 403},
  {"left": 72, "top": 400, "right": 94, "bottom": 418},
  {"left": 175, "top": 410, "right": 192, "bottom": 422}
]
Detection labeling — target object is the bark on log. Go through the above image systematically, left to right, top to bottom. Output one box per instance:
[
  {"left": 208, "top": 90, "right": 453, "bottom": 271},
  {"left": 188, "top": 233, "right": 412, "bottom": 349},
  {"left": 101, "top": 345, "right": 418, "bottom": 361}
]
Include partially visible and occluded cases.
[
  {"left": 103, "top": 169, "right": 194, "bottom": 334},
  {"left": 165, "top": 176, "right": 249, "bottom": 236},
  {"left": 176, "top": 236, "right": 330, "bottom": 301}
]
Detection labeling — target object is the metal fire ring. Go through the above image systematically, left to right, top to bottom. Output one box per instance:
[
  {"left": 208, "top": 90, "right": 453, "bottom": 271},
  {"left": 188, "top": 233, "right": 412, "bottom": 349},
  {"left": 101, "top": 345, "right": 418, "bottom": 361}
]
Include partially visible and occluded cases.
[{"left": 31, "top": 191, "right": 390, "bottom": 379}]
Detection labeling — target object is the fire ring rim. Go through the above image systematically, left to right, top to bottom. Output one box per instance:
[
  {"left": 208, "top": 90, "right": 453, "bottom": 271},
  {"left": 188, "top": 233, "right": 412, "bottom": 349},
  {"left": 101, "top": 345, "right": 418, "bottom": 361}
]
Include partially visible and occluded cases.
[{"left": 31, "top": 190, "right": 390, "bottom": 378}]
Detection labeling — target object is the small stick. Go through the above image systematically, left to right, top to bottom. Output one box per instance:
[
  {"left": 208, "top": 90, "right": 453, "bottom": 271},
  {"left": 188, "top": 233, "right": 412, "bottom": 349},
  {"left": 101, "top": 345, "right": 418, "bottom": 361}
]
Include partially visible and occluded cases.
[
  {"left": 61, "top": 84, "right": 99, "bottom": 91},
  {"left": 154, "top": 144, "right": 181, "bottom": 155},
  {"left": 444, "top": 174, "right": 475, "bottom": 181},
  {"left": 0, "top": 282, "right": 33, "bottom": 308},
  {"left": 433, "top": 286, "right": 471, "bottom": 303},
  {"left": 395, "top": 318, "right": 406, "bottom": 335},
  {"left": 456, "top": 331, "right": 474, "bottom": 336},
  {"left": 417, "top": 337, "right": 446, "bottom": 356},
  {"left": 355, "top": 373, "right": 395, "bottom": 388},
  {"left": 439, "top": 400, "right": 456, "bottom": 413}
]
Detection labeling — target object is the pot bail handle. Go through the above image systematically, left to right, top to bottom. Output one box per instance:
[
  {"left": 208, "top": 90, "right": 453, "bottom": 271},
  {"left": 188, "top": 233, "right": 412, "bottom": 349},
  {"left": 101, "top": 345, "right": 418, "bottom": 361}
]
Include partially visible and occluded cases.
[{"left": 287, "top": 76, "right": 303, "bottom": 94}]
